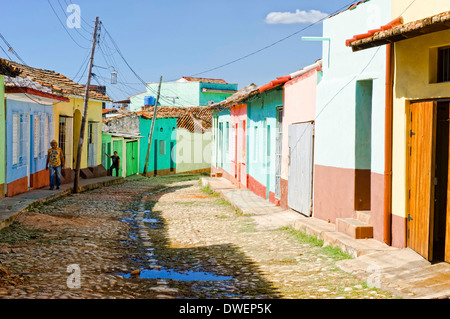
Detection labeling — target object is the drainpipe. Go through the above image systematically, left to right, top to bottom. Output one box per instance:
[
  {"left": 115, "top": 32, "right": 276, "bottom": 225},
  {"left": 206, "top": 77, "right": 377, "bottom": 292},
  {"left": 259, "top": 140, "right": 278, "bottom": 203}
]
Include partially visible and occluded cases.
[{"left": 384, "top": 43, "right": 394, "bottom": 246}]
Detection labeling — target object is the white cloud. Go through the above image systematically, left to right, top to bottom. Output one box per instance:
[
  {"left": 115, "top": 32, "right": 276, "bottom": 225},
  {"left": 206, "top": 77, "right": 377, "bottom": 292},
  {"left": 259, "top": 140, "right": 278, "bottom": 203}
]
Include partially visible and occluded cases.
[{"left": 264, "top": 9, "right": 329, "bottom": 24}]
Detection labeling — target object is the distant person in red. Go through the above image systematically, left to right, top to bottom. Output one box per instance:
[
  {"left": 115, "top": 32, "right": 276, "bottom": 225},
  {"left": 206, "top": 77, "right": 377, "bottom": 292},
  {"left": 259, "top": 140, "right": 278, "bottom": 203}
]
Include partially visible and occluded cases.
[{"left": 105, "top": 151, "right": 120, "bottom": 177}]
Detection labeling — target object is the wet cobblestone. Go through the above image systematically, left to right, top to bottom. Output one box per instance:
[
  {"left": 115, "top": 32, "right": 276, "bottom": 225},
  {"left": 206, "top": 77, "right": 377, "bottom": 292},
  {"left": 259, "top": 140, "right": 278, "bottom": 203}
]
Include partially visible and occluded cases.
[{"left": 0, "top": 174, "right": 396, "bottom": 299}]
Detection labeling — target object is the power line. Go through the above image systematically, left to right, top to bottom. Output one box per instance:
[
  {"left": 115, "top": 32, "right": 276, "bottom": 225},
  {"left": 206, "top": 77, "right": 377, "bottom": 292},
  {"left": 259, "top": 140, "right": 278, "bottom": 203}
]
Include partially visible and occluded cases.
[
  {"left": 98, "top": 0, "right": 363, "bottom": 106},
  {"left": 181, "top": 0, "right": 364, "bottom": 78},
  {"left": 0, "top": 33, "right": 27, "bottom": 65},
  {"left": 71, "top": 49, "right": 91, "bottom": 80}
]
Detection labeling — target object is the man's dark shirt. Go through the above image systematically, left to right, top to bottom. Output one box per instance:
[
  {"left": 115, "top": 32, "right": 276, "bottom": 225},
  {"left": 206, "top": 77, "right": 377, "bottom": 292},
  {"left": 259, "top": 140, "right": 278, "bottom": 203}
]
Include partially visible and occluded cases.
[{"left": 111, "top": 156, "right": 120, "bottom": 167}]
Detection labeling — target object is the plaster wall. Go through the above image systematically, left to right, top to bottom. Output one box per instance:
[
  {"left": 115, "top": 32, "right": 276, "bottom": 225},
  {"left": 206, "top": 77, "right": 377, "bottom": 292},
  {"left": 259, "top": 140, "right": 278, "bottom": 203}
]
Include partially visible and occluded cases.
[
  {"left": 391, "top": 29, "right": 450, "bottom": 221},
  {"left": 281, "top": 69, "right": 319, "bottom": 180}
]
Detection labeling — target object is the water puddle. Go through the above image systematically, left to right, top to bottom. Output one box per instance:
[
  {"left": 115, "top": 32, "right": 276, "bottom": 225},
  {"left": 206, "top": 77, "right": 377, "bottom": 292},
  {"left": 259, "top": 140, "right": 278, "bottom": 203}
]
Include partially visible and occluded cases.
[
  {"left": 121, "top": 199, "right": 233, "bottom": 283},
  {"left": 142, "top": 218, "right": 159, "bottom": 223},
  {"left": 123, "top": 269, "right": 233, "bottom": 281}
]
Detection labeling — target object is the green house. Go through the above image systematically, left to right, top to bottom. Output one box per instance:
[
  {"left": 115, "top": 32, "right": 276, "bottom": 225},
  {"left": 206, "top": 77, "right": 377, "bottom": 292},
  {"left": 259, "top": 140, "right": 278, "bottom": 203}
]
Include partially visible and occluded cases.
[
  {"left": 0, "top": 59, "right": 21, "bottom": 198},
  {"left": 102, "top": 113, "right": 142, "bottom": 177}
]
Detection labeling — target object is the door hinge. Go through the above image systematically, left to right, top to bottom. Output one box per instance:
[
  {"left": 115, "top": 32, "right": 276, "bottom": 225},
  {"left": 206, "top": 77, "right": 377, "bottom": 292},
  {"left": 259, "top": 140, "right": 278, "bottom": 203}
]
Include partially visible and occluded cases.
[
  {"left": 410, "top": 130, "right": 415, "bottom": 137},
  {"left": 408, "top": 214, "right": 413, "bottom": 221}
]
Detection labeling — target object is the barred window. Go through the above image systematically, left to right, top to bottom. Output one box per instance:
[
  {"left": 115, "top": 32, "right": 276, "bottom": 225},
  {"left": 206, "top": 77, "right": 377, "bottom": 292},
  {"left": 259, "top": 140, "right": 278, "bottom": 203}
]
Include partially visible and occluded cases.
[
  {"left": 438, "top": 47, "right": 450, "bottom": 83},
  {"left": 12, "top": 114, "right": 20, "bottom": 165},
  {"left": 33, "top": 115, "right": 40, "bottom": 158},
  {"left": 159, "top": 140, "right": 166, "bottom": 156}
]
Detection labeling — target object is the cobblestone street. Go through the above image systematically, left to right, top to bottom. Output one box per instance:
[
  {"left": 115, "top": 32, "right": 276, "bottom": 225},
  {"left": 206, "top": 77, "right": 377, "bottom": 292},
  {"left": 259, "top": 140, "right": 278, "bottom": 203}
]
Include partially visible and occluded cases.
[{"left": 0, "top": 174, "right": 396, "bottom": 299}]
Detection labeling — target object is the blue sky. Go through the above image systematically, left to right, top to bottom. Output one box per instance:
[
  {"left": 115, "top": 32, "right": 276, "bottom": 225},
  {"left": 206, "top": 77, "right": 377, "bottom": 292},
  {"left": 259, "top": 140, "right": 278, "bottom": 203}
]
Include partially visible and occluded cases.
[{"left": 1, "top": 0, "right": 356, "bottom": 102}]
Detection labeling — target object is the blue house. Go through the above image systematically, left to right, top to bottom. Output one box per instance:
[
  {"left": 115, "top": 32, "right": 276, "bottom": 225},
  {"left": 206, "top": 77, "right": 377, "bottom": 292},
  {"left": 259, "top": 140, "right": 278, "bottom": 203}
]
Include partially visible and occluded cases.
[{"left": 4, "top": 79, "right": 69, "bottom": 196}]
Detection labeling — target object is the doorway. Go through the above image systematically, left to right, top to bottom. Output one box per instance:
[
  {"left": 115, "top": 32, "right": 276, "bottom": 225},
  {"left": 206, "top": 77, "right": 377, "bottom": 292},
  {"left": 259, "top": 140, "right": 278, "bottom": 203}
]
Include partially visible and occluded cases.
[
  {"left": 355, "top": 80, "right": 373, "bottom": 211},
  {"left": 408, "top": 100, "right": 450, "bottom": 262},
  {"left": 432, "top": 102, "right": 449, "bottom": 261},
  {"left": 275, "top": 107, "right": 283, "bottom": 200}
]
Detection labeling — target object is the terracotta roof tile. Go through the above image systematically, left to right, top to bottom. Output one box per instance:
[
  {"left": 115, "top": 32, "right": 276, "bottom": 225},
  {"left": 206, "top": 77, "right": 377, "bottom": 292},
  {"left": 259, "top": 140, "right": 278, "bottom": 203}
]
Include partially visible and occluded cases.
[
  {"left": 0, "top": 58, "right": 22, "bottom": 77},
  {"left": 5, "top": 59, "right": 112, "bottom": 102},
  {"left": 137, "top": 106, "right": 212, "bottom": 133}
]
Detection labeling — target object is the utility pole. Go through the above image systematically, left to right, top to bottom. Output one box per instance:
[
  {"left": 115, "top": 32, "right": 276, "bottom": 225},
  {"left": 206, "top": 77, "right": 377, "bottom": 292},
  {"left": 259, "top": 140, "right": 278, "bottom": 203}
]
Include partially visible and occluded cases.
[
  {"left": 73, "top": 17, "right": 100, "bottom": 193},
  {"left": 143, "top": 76, "right": 163, "bottom": 175}
]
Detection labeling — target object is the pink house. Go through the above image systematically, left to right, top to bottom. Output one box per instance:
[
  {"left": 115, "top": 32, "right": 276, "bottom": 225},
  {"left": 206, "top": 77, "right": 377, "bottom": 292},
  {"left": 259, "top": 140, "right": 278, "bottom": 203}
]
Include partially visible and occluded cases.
[
  {"left": 280, "top": 60, "right": 322, "bottom": 213},
  {"left": 230, "top": 103, "right": 248, "bottom": 188}
]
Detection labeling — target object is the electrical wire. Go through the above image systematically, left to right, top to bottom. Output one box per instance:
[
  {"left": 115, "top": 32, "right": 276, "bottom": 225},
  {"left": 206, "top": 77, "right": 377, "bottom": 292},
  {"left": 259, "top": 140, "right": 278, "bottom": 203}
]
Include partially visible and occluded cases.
[
  {"left": 179, "top": 0, "right": 365, "bottom": 78},
  {"left": 0, "top": 33, "right": 27, "bottom": 65}
]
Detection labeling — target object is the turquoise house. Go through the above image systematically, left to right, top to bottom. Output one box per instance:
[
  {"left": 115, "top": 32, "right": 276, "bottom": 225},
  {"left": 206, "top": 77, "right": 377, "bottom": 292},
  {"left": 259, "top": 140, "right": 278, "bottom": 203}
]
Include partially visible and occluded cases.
[
  {"left": 130, "top": 77, "right": 238, "bottom": 111},
  {"left": 246, "top": 87, "right": 283, "bottom": 204},
  {"left": 138, "top": 106, "right": 212, "bottom": 176},
  {"left": 138, "top": 114, "right": 177, "bottom": 175}
]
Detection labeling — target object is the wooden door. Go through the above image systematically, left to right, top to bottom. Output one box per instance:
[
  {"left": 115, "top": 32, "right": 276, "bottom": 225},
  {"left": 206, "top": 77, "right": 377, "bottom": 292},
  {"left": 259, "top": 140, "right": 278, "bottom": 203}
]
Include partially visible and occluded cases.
[{"left": 408, "top": 101, "right": 437, "bottom": 260}]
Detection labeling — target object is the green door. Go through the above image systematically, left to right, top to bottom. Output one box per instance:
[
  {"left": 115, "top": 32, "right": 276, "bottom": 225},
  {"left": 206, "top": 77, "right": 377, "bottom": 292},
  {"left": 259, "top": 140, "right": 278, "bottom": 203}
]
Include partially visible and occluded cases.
[
  {"left": 113, "top": 140, "right": 123, "bottom": 177},
  {"left": 126, "top": 141, "right": 138, "bottom": 176}
]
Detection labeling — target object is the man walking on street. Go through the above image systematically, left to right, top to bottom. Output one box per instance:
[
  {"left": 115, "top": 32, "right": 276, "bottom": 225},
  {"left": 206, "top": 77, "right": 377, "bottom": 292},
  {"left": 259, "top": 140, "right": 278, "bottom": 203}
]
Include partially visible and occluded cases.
[
  {"left": 46, "top": 140, "right": 65, "bottom": 190},
  {"left": 105, "top": 151, "right": 120, "bottom": 177}
]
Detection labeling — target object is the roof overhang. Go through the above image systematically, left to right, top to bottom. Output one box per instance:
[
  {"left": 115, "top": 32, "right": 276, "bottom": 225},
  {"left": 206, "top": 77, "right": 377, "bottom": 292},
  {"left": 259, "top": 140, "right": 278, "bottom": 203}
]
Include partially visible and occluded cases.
[
  {"left": 349, "top": 12, "right": 450, "bottom": 52},
  {"left": 5, "top": 87, "right": 70, "bottom": 104},
  {"left": 201, "top": 88, "right": 238, "bottom": 94},
  {"left": 113, "top": 99, "right": 131, "bottom": 104},
  {"left": 103, "top": 131, "right": 143, "bottom": 139}
]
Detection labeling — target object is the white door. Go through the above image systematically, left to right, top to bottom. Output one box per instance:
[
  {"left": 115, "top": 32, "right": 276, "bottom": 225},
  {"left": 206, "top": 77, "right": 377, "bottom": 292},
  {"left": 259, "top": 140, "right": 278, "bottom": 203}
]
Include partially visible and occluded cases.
[{"left": 288, "top": 122, "right": 314, "bottom": 216}]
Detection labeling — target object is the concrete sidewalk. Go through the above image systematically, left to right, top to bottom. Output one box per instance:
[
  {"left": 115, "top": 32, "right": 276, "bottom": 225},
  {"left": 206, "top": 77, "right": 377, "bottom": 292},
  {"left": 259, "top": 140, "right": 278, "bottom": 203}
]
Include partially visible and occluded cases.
[
  {"left": 0, "top": 176, "right": 124, "bottom": 230},
  {"left": 201, "top": 176, "right": 450, "bottom": 299}
]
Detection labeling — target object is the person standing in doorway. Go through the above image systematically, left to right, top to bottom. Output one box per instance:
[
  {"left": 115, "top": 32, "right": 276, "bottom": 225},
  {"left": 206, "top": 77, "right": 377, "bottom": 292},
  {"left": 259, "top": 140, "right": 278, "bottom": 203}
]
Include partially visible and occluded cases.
[
  {"left": 46, "top": 140, "right": 65, "bottom": 190},
  {"left": 105, "top": 151, "right": 120, "bottom": 177}
]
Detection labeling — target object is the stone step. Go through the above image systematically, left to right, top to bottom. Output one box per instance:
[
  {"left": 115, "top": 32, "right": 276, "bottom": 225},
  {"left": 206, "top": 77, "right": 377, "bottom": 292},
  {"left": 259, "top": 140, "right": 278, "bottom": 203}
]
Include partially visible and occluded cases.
[
  {"left": 356, "top": 210, "right": 372, "bottom": 224},
  {"left": 336, "top": 218, "right": 373, "bottom": 239}
]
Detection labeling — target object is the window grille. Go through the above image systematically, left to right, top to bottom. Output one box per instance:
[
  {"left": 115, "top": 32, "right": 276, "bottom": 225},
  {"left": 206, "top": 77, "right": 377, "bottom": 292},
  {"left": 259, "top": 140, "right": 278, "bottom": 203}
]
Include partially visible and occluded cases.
[
  {"left": 438, "top": 47, "right": 450, "bottom": 83},
  {"left": 20, "top": 113, "right": 28, "bottom": 165},
  {"left": 12, "top": 114, "right": 19, "bottom": 165},
  {"left": 34, "top": 115, "right": 40, "bottom": 158},
  {"left": 43, "top": 115, "right": 49, "bottom": 156},
  {"left": 59, "top": 116, "right": 73, "bottom": 168},
  {"left": 87, "top": 122, "right": 98, "bottom": 167},
  {"left": 159, "top": 140, "right": 166, "bottom": 156}
]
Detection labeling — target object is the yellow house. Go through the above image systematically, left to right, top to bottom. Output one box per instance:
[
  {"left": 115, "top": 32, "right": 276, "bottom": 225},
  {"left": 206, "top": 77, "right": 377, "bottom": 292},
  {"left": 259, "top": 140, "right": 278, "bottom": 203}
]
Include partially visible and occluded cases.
[
  {"left": 349, "top": 1, "right": 450, "bottom": 262},
  {"left": 7, "top": 61, "right": 112, "bottom": 183}
]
